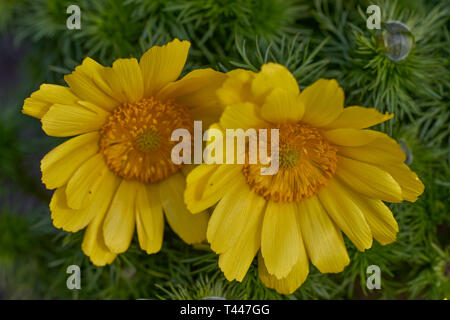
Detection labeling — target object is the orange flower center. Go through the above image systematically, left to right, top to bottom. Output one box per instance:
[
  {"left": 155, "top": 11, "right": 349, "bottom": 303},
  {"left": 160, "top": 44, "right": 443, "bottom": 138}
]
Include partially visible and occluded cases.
[
  {"left": 99, "top": 97, "right": 192, "bottom": 183},
  {"left": 243, "top": 122, "right": 337, "bottom": 202}
]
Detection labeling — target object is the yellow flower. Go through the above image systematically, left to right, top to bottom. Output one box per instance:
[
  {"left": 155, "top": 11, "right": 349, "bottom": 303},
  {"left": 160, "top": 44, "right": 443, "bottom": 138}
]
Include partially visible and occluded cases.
[
  {"left": 22, "top": 39, "right": 226, "bottom": 266},
  {"left": 184, "top": 63, "right": 424, "bottom": 294}
]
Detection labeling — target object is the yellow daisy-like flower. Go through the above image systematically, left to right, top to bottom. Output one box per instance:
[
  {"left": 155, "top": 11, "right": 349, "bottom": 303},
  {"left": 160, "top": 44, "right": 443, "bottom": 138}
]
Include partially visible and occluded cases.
[
  {"left": 22, "top": 39, "right": 226, "bottom": 266},
  {"left": 184, "top": 63, "right": 424, "bottom": 294}
]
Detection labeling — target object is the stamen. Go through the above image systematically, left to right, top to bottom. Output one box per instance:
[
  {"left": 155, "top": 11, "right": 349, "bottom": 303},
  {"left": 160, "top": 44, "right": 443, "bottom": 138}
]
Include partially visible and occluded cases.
[
  {"left": 99, "top": 97, "right": 192, "bottom": 183},
  {"left": 243, "top": 122, "right": 337, "bottom": 202}
]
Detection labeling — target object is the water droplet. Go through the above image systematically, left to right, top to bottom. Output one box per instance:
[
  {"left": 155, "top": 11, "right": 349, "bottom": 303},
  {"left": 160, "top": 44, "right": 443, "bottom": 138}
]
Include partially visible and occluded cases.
[
  {"left": 377, "top": 21, "right": 414, "bottom": 62},
  {"left": 399, "top": 139, "right": 413, "bottom": 165},
  {"left": 202, "top": 296, "right": 226, "bottom": 300}
]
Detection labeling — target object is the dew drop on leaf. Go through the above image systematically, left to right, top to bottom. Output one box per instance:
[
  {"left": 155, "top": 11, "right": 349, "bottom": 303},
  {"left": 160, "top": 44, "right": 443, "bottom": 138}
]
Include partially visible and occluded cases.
[{"left": 378, "top": 21, "right": 414, "bottom": 62}]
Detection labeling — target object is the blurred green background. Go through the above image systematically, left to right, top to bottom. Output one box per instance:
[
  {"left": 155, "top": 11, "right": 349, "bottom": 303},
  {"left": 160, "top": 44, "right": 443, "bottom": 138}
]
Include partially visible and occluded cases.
[{"left": 0, "top": 0, "right": 448, "bottom": 299}]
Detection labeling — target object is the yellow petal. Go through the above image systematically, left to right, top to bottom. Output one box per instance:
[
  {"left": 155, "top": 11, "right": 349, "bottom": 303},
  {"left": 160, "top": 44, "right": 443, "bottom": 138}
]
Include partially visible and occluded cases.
[
  {"left": 140, "top": 38, "right": 190, "bottom": 97},
  {"left": 64, "top": 57, "right": 119, "bottom": 111},
  {"left": 106, "top": 58, "right": 144, "bottom": 103},
  {"left": 252, "top": 63, "right": 299, "bottom": 99},
  {"left": 157, "top": 68, "right": 225, "bottom": 102},
  {"left": 158, "top": 68, "right": 226, "bottom": 129},
  {"left": 217, "top": 69, "right": 256, "bottom": 106},
  {"left": 300, "top": 79, "right": 344, "bottom": 127},
  {"left": 22, "top": 84, "right": 79, "bottom": 119},
  {"left": 260, "top": 88, "right": 304, "bottom": 123},
  {"left": 41, "top": 101, "right": 109, "bottom": 137},
  {"left": 220, "top": 102, "right": 268, "bottom": 130},
  {"left": 189, "top": 106, "right": 225, "bottom": 135},
  {"left": 325, "top": 106, "right": 394, "bottom": 129},
  {"left": 323, "top": 128, "right": 382, "bottom": 147},
  {"left": 41, "top": 132, "right": 99, "bottom": 189},
  {"left": 337, "top": 134, "right": 406, "bottom": 164},
  {"left": 65, "top": 153, "right": 109, "bottom": 209},
  {"left": 336, "top": 155, "right": 403, "bottom": 203},
  {"left": 378, "top": 163, "right": 424, "bottom": 202},
  {"left": 185, "top": 164, "right": 243, "bottom": 214},
  {"left": 185, "top": 164, "right": 220, "bottom": 213},
  {"left": 202, "top": 165, "right": 244, "bottom": 202},
  {"left": 82, "top": 170, "right": 120, "bottom": 266},
  {"left": 50, "top": 172, "right": 118, "bottom": 233},
  {"left": 158, "top": 172, "right": 209, "bottom": 244},
  {"left": 207, "top": 176, "right": 266, "bottom": 254},
  {"left": 318, "top": 178, "right": 373, "bottom": 251},
  {"left": 103, "top": 179, "right": 137, "bottom": 253},
  {"left": 135, "top": 183, "right": 164, "bottom": 254},
  {"left": 50, "top": 186, "right": 79, "bottom": 232},
  {"left": 347, "top": 191, "right": 399, "bottom": 245},
  {"left": 218, "top": 194, "right": 265, "bottom": 282},
  {"left": 298, "top": 196, "right": 350, "bottom": 273},
  {"left": 261, "top": 201, "right": 301, "bottom": 279},
  {"left": 82, "top": 219, "right": 117, "bottom": 266},
  {"left": 258, "top": 248, "right": 309, "bottom": 295}
]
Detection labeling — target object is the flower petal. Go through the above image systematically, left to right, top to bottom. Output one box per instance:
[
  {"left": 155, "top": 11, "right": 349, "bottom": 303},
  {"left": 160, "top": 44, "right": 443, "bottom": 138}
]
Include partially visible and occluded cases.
[
  {"left": 140, "top": 38, "right": 190, "bottom": 97},
  {"left": 64, "top": 57, "right": 119, "bottom": 111},
  {"left": 104, "top": 58, "right": 144, "bottom": 103},
  {"left": 252, "top": 63, "right": 299, "bottom": 99},
  {"left": 157, "top": 68, "right": 225, "bottom": 101},
  {"left": 164, "top": 69, "right": 227, "bottom": 128},
  {"left": 217, "top": 69, "right": 256, "bottom": 106},
  {"left": 300, "top": 79, "right": 344, "bottom": 127},
  {"left": 22, "top": 84, "right": 79, "bottom": 119},
  {"left": 260, "top": 88, "right": 304, "bottom": 123},
  {"left": 41, "top": 101, "right": 109, "bottom": 137},
  {"left": 220, "top": 102, "right": 268, "bottom": 130},
  {"left": 325, "top": 106, "right": 394, "bottom": 129},
  {"left": 323, "top": 128, "right": 382, "bottom": 147},
  {"left": 41, "top": 132, "right": 99, "bottom": 189},
  {"left": 337, "top": 134, "right": 406, "bottom": 164},
  {"left": 65, "top": 153, "right": 109, "bottom": 210},
  {"left": 336, "top": 155, "right": 403, "bottom": 203},
  {"left": 378, "top": 163, "right": 424, "bottom": 202},
  {"left": 185, "top": 164, "right": 243, "bottom": 214},
  {"left": 185, "top": 164, "right": 220, "bottom": 213},
  {"left": 50, "top": 170, "right": 119, "bottom": 234},
  {"left": 81, "top": 170, "right": 120, "bottom": 266},
  {"left": 81, "top": 172, "right": 120, "bottom": 266},
  {"left": 159, "top": 172, "right": 209, "bottom": 244},
  {"left": 207, "top": 175, "right": 266, "bottom": 254},
  {"left": 318, "top": 178, "right": 373, "bottom": 251},
  {"left": 103, "top": 179, "right": 138, "bottom": 253},
  {"left": 135, "top": 183, "right": 164, "bottom": 254},
  {"left": 50, "top": 186, "right": 79, "bottom": 232},
  {"left": 347, "top": 191, "right": 399, "bottom": 245},
  {"left": 297, "top": 196, "right": 350, "bottom": 273},
  {"left": 218, "top": 198, "right": 265, "bottom": 282},
  {"left": 261, "top": 201, "right": 300, "bottom": 279},
  {"left": 82, "top": 218, "right": 117, "bottom": 266},
  {"left": 258, "top": 248, "right": 309, "bottom": 295}
]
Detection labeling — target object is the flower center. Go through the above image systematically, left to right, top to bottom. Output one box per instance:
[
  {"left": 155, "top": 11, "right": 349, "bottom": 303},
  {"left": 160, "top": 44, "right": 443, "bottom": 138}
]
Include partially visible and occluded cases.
[
  {"left": 99, "top": 97, "right": 192, "bottom": 183},
  {"left": 243, "top": 122, "right": 338, "bottom": 202},
  {"left": 135, "top": 130, "right": 161, "bottom": 152},
  {"left": 279, "top": 148, "right": 300, "bottom": 168}
]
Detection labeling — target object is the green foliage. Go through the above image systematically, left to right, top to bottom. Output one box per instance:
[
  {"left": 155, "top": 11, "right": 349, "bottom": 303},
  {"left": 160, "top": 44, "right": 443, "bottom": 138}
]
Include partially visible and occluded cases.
[
  {"left": 0, "top": 0, "right": 448, "bottom": 300},
  {"left": 78, "top": 0, "right": 146, "bottom": 62},
  {"left": 313, "top": 0, "right": 450, "bottom": 136}
]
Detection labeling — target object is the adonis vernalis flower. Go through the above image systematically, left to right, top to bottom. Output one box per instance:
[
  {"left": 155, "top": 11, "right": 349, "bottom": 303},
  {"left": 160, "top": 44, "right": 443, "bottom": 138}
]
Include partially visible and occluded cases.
[
  {"left": 22, "top": 39, "right": 226, "bottom": 265},
  {"left": 184, "top": 63, "right": 424, "bottom": 294}
]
